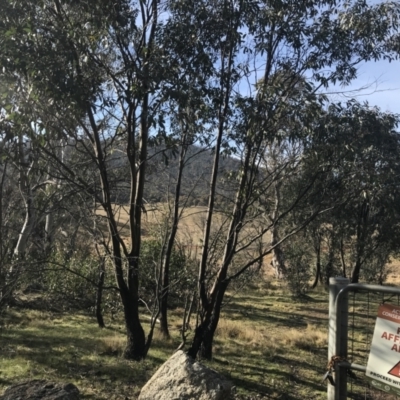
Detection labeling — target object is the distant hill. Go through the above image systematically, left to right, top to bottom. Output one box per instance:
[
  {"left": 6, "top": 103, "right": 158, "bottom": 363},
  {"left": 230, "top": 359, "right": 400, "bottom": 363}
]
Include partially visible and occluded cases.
[{"left": 110, "top": 145, "right": 240, "bottom": 208}]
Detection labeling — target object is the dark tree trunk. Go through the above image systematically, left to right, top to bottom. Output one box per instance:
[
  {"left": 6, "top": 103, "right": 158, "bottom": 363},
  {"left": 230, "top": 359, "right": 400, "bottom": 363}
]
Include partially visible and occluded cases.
[
  {"left": 159, "top": 144, "right": 188, "bottom": 339},
  {"left": 351, "top": 201, "right": 369, "bottom": 284},
  {"left": 339, "top": 239, "right": 347, "bottom": 278},
  {"left": 311, "top": 243, "right": 321, "bottom": 289},
  {"left": 311, "top": 260, "right": 321, "bottom": 289},
  {"left": 351, "top": 260, "right": 362, "bottom": 283},
  {"left": 325, "top": 261, "right": 333, "bottom": 288},
  {"left": 95, "top": 271, "right": 105, "bottom": 328},
  {"left": 188, "top": 282, "right": 227, "bottom": 360},
  {"left": 120, "top": 287, "right": 146, "bottom": 360},
  {"left": 160, "top": 289, "right": 169, "bottom": 338},
  {"left": 199, "top": 315, "right": 218, "bottom": 360},
  {"left": 187, "top": 323, "right": 205, "bottom": 359},
  {"left": 199, "top": 328, "right": 214, "bottom": 359}
]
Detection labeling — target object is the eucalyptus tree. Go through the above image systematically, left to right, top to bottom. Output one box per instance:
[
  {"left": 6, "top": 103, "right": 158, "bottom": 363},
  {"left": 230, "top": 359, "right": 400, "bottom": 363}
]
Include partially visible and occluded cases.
[
  {"left": 0, "top": 0, "right": 219, "bottom": 359},
  {"left": 1, "top": 0, "right": 150, "bottom": 359},
  {"left": 186, "top": 0, "right": 400, "bottom": 359},
  {"left": 152, "top": 6, "right": 220, "bottom": 336},
  {"left": 0, "top": 76, "right": 59, "bottom": 308},
  {"left": 281, "top": 101, "right": 400, "bottom": 289},
  {"left": 319, "top": 102, "right": 400, "bottom": 284},
  {"left": 0, "top": 115, "right": 23, "bottom": 305}
]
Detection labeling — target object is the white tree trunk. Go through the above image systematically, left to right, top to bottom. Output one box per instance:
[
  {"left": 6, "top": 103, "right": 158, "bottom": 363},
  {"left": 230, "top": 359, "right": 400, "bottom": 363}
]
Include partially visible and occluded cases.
[{"left": 13, "top": 186, "right": 36, "bottom": 257}]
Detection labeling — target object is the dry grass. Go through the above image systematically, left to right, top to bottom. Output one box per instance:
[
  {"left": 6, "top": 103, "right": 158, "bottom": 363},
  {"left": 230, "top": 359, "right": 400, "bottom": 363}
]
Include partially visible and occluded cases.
[
  {"left": 96, "top": 203, "right": 274, "bottom": 271},
  {"left": 96, "top": 204, "right": 211, "bottom": 245},
  {"left": 216, "top": 318, "right": 266, "bottom": 346},
  {"left": 216, "top": 319, "right": 328, "bottom": 351},
  {"left": 281, "top": 324, "right": 327, "bottom": 351},
  {"left": 97, "top": 335, "right": 126, "bottom": 356}
]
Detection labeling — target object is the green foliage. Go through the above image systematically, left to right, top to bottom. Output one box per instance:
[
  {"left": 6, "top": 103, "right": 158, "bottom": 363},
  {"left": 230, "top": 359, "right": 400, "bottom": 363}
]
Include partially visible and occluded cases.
[
  {"left": 278, "top": 101, "right": 400, "bottom": 285},
  {"left": 140, "top": 239, "right": 196, "bottom": 308},
  {"left": 284, "top": 239, "right": 313, "bottom": 297},
  {"left": 359, "top": 248, "right": 390, "bottom": 284},
  {"left": 39, "top": 253, "right": 99, "bottom": 308}
]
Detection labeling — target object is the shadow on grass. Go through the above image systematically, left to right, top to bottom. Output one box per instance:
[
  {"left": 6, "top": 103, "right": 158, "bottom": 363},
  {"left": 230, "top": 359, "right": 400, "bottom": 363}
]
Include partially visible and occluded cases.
[
  {"left": 1, "top": 288, "right": 331, "bottom": 399},
  {"left": 222, "top": 301, "right": 326, "bottom": 328},
  {"left": 0, "top": 316, "right": 185, "bottom": 395},
  {"left": 212, "top": 348, "right": 327, "bottom": 399},
  {"left": 0, "top": 378, "right": 13, "bottom": 387}
]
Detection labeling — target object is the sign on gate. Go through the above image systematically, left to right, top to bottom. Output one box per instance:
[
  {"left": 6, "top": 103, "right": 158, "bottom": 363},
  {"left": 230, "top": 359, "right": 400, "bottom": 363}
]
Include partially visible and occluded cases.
[{"left": 366, "top": 304, "right": 400, "bottom": 395}]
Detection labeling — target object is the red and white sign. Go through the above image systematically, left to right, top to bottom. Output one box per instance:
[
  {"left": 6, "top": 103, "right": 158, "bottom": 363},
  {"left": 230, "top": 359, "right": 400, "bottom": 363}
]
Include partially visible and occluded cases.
[{"left": 366, "top": 304, "right": 400, "bottom": 395}]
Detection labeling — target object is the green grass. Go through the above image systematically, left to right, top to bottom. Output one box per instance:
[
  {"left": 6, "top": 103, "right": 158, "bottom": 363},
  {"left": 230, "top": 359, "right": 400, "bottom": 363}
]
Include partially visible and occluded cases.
[
  {"left": 0, "top": 285, "right": 331, "bottom": 399},
  {"left": 209, "top": 285, "right": 329, "bottom": 399},
  {"left": 0, "top": 309, "right": 167, "bottom": 399}
]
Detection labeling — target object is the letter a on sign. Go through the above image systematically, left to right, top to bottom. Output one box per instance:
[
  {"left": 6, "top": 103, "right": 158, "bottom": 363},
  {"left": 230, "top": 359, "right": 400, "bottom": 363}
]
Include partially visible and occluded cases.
[{"left": 389, "top": 362, "right": 400, "bottom": 378}]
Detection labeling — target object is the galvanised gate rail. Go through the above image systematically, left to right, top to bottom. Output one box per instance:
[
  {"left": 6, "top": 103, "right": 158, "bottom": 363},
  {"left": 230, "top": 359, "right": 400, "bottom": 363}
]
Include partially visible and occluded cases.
[{"left": 328, "top": 277, "right": 400, "bottom": 400}]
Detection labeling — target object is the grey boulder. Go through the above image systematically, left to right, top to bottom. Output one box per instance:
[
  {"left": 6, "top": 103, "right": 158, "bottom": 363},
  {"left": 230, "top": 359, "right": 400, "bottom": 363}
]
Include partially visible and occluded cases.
[{"left": 139, "top": 350, "right": 233, "bottom": 400}]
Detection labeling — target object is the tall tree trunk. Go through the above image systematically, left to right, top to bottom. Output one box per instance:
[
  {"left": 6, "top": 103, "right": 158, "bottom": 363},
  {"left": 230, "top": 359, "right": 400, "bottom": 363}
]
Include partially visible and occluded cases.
[
  {"left": 87, "top": 101, "right": 147, "bottom": 359},
  {"left": 13, "top": 136, "right": 35, "bottom": 259},
  {"left": 189, "top": 136, "right": 255, "bottom": 360},
  {"left": 160, "top": 142, "right": 188, "bottom": 338},
  {"left": 270, "top": 182, "right": 286, "bottom": 279},
  {"left": 13, "top": 188, "right": 36, "bottom": 258},
  {"left": 351, "top": 200, "right": 369, "bottom": 283},
  {"left": 339, "top": 238, "right": 347, "bottom": 278},
  {"left": 311, "top": 254, "right": 321, "bottom": 288},
  {"left": 95, "top": 270, "right": 105, "bottom": 328},
  {"left": 188, "top": 280, "right": 228, "bottom": 360},
  {"left": 120, "top": 285, "right": 146, "bottom": 360}
]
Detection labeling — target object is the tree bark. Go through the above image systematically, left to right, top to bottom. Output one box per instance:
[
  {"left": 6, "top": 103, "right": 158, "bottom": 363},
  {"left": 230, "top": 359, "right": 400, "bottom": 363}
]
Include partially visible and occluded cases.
[
  {"left": 13, "top": 137, "right": 36, "bottom": 259},
  {"left": 159, "top": 142, "right": 188, "bottom": 338},
  {"left": 270, "top": 182, "right": 286, "bottom": 279},
  {"left": 351, "top": 200, "right": 369, "bottom": 283},
  {"left": 311, "top": 238, "right": 321, "bottom": 289},
  {"left": 339, "top": 238, "right": 347, "bottom": 278},
  {"left": 311, "top": 260, "right": 321, "bottom": 289},
  {"left": 95, "top": 271, "right": 105, "bottom": 328},
  {"left": 188, "top": 280, "right": 228, "bottom": 360},
  {"left": 120, "top": 285, "right": 146, "bottom": 360}
]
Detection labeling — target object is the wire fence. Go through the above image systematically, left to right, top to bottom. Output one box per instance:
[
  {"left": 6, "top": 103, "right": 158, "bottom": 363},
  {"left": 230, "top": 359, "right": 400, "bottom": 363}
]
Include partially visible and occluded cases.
[{"left": 346, "top": 288, "right": 400, "bottom": 400}]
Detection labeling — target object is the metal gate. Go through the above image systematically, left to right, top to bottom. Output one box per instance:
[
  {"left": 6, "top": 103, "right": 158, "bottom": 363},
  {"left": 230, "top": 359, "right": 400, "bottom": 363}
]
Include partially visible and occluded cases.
[{"left": 328, "top": 277, "right": 400, "bottom": 400}]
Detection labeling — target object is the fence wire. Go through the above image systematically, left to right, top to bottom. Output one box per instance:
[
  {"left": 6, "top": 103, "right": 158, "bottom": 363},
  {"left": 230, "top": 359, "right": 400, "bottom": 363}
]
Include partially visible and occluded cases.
[{"left": 347, "top": 289, "right": 400, "bottom": 400}]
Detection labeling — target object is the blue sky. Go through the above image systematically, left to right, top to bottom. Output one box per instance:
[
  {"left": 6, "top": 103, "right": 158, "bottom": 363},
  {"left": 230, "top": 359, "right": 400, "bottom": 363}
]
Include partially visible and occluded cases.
[
  {"left": 341, "top": 0, "right": 400, "bottom": 115},
  {"left": 330, "top": 59, "right": 400, "bottom": 114}
]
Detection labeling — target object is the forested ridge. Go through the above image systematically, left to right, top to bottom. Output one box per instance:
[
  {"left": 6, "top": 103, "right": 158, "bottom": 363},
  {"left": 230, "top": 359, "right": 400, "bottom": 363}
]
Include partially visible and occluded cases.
[{"left": 110, "top": 144, "right": 240, "bottom": 206}]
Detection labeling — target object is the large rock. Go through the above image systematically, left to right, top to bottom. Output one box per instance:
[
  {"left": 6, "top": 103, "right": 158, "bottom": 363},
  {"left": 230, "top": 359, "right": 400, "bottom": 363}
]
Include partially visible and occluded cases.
[
  {"left": 139, "top": 350, "right": 233, "bottom": 400},
  {"left": 0, "top": 380, "right": 80, "bottom": 400}
]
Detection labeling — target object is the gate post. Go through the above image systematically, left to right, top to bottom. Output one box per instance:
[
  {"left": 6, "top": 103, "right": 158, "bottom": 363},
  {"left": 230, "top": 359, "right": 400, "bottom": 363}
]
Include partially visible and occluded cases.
[{"left": 328, "top": 277, "right": 350, "bottom": 400}]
